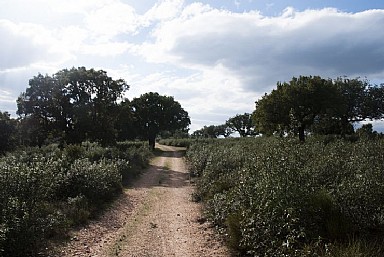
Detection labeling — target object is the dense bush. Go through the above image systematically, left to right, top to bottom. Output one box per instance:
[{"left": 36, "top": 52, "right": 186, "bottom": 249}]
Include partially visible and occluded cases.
[
  {"left": 186, "top": 137, "right": 384, "bottom": 256},
  {"left": 158, "top": 138, "right": 218, "bottom": 148},
  {"left": 158, "top": 138, "right": 194, "bottom": 147},
  {"left": 0, "top": 141, "right": 151, "bottom": 256}
]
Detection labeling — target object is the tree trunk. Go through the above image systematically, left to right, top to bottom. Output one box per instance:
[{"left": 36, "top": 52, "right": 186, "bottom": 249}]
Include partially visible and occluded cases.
[
  {"left": 298, "top": 125, "right": 305, "bottom": 142},
  {"left": 148, "top": 134, "right": 156, "bottom": 150}
]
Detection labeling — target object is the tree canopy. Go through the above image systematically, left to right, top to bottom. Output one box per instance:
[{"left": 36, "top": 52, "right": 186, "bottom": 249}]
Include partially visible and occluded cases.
[
  {"left": 17, "top": 67, "right": 129, "bottom": 145},
  {"left": 253, "top": 76, "right": 384, "bottom": 141},
  {"left": 130, "top": 92, "right": 190, "bottom": 149},
  {"left": 0, "top": 111, "right": 17, "bottom": 154},
  {"left": 226, "top": 113, "right": 256, "bottom": 137},
  {"left": 191, "top": 125, "right": 228, "bottom": 138}
]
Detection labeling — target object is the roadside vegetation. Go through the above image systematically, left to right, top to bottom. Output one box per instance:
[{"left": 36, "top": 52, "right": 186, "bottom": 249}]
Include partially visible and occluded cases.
[
  {"left": 185, "top": 136, "right": 384, "bottom": 256},
  {"left": 158, "top": 138, "right": 214, "bottom": 148},
  {"left": 0, "top": 141, "right": 152, "bottom": 256}
]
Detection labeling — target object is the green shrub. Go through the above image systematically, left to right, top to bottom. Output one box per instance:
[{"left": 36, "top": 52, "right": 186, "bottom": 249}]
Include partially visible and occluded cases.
[
  {"left": 186, "top": 137, "right": 384, "bottom": 256},
  {"left": 158, "top": 138, "right": 193, "bottom": 147},
  {"left": 116, "top": 140, "right": 149, "bottom": 151},
  {"left": 0, "top": 141, "right": 152, "bottom": 256},
  {"left": 64, "top": 144, "right": 85, "bottom": 162},
  {"left": 0, "top": 155, "right": 66, "bottom": 256},
  {"left": 57, "top": 158, "right": 122, "bottom": 204},
  {"left": 63, "top": 195, "right": 90, "bottom": 226}
]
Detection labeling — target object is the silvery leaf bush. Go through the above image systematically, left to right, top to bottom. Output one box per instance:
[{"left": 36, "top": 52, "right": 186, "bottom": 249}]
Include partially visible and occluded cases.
[{"left": 186, "top": 137, "right": 384, "bottom": 256}]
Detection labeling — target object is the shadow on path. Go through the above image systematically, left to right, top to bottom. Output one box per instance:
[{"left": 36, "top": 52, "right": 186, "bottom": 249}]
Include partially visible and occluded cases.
[{"left": 127, "top": 144, "right": 189, "bottom": 189}]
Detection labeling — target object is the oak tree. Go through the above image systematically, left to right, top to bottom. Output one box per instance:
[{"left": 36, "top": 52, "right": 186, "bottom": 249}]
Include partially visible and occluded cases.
[
  {"left": 17, "top": 67, "right": 129, "bottom": 145},
  {"left": 253, "top": 76, "right": 340, "bottom": 141},
  {"left": 253, "top": 76, "right": 384, "bottom": 142},
  {"left": 131, "top": 92, "right": 190, "bottom": 149},
  {"left": 226, "top": 113, "right": 256, "bottom": 137}
]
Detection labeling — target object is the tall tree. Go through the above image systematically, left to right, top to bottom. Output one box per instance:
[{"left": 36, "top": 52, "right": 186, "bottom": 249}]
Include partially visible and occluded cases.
[
  {"left": 17, "top": 67, "right": 129, "bottom": 145},
  {"left": 16, "top": 74, "right": 64, "bottom": 145},
  {"left": 253, "top": 76, "right": 340, "bottom": 142},
  {"left": 253, "top": 76, "right": 384, "bottom": 142},
  {"left": 334, "top": 77, "right": 384, "bottom": 135},
  {"left": 252, "top": 87, "right": 290, "bottom": 137},
  {"left": 131, "top": 92, "right": 190, "bottom": 149},
  {"left": 115, "top": 100, "right": 137, "bottom": 141},
  {"left": 0, "top": 111, "right": 17, "bottom": 154},
  {"left": 226, "top": 113, "right": 256, "bottom": 137}
]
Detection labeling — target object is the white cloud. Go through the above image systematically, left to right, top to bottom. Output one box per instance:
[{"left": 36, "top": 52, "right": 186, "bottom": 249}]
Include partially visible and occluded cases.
[
  {"left": 143, "top": 0, "right": 184, "bottom": 24},
  {"left": 85, "top": 1, "right": 140, "bottom": 39},
  {"left": 133, "top": 6, "right": 384, "bottom": 94},
  {"left": 0, "top": 19, "right": 80, "bottom": 72},
  {"left": 79, "top": 42, "right": 132, "bottom": 57},
  {"left": 0, "top": 89, "right": 14, "bottom": 103}
]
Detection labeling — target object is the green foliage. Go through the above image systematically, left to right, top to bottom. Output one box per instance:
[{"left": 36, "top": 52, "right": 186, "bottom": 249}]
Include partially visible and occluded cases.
[
  {"left": 15, "top": 66, "right": 193, "bottom": 149},
  {"left": 17, "top": 67, "right": 129, "bottom": 146},
  {"left": 253, "top": 76, "right": 384, "bottom": 141},
  {"left": 254, "top": 76, "right": 339, "bottom": 141},
  {"left": 131, "top": 92, "right": 191, "bottom": 149},
  {"left": 115, "top": 100, "right": 138, "bottom": 141},
  {"left": 0, "top": 111, "right": 17, "bottom": 154},
  {"left": 226, "top": 113, "right": 257, "bottom": 137},
  {"left": 355, "top": 123, "right": 378, "bottom": 140},
  {"left": 191, "top": 125, "right": 231, "bottom": 138},
  {"left": 186, "top": 137, "right": 384, "bottom": 256},
  {"left": 158, "top": 138, "right": 195, "bottom": 147},
  {"left": 0, "top": 141, "right": 151, "bottom": 256},
  {"left": 0, "top": 155, "right": 67, "bottom": 256},
  {"left": 59, "top": 158, "right": 122, "bottom": 203},
  {"left": 63, "top": 195, "right": 90, "bottom": 226},
  {"left": 326, "top": 237, "right": 384, "bottom": 257}
]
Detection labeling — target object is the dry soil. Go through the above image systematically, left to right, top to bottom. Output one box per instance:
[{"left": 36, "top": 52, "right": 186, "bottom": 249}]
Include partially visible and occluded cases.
[{"left": 56, "top": 144, "right": 230, "bottom": 257}]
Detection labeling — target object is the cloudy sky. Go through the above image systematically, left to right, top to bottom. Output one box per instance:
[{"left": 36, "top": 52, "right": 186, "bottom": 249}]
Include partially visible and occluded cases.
[{"left": 1, "top": 0, "right": 384, "bottom": 132}]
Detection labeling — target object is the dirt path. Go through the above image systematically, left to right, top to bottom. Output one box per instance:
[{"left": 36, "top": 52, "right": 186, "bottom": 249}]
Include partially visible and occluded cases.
[{"left": 57, "top": 144, "right": 230, "bottom": 257}]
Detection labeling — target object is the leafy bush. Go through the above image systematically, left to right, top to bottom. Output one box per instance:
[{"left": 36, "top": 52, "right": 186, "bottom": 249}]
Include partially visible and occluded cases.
[
  {"left": 186, "top": 137, "right": 384, "bottom": 256},
  {"left": 158, "top": 138, "right": 193, "bottom": 147},
  {"left": 158, "top": 138, "right": 217, "bottom": 148},
  {"left": 116, "top": 140, "right": 149, "bottom": 150},
  {"left": 0, "top": 141, "right": 152, "bottom": 256},
  {"left": 0, "top": 155, "right": 66, "bottom": 256},
  {"left": 58, "top": 158, "right": 122, "bottom": 204},
  {"left": 63, "top": 195, "right": 90, "bottom": 226}
]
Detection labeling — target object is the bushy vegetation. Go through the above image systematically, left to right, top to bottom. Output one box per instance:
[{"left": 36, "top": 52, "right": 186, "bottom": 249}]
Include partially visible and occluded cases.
[
  {"left": 186, "top": 137, "right": 384, "bottom": 256},
  {"left": 158, "top": 138, "right": 198, "bottom": 148},
  {"left": 158, "top": 138, "right": 224, "bottom": 148},
  {"left": 0, "top": 141, "right": 151, "bottom": 257}
]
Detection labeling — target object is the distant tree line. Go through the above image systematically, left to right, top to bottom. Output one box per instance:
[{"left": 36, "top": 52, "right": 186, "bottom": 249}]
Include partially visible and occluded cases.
[
  {"left": 0, "top": 67, "right": 190, "bottom": 153},
  {"left": 2, "top": 71, "right": 384, "bottom": 153},
  {"left": 192, "top": 76, "right": 384, "bottom": 141},
  {"left": 191, "top": 113, "right": 256, "bottom": 138}
]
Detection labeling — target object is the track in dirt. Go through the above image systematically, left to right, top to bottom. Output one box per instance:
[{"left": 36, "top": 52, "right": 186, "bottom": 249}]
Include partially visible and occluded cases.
[{"left": 58, "top": 144, "right": 229, "bottom": 257}]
